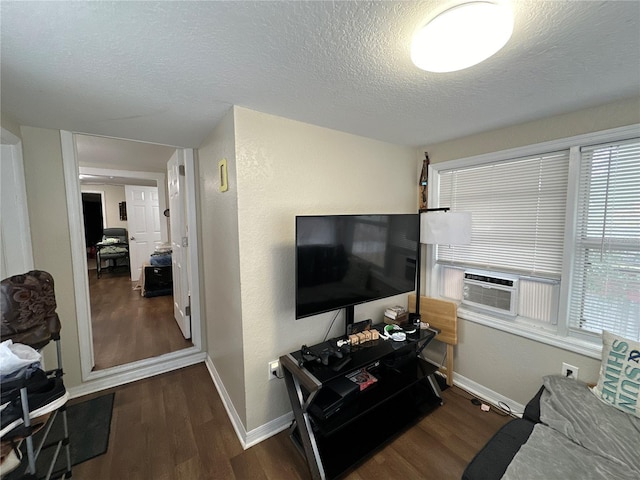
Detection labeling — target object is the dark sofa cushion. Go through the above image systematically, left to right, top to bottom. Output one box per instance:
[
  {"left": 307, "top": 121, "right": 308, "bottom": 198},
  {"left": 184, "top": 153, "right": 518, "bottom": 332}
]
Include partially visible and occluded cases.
[{"left": 462, "top": 418, "right": 536, "bottom": 480}]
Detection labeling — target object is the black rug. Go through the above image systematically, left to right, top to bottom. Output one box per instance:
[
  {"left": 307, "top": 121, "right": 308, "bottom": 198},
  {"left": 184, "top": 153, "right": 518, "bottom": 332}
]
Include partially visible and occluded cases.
[
  {"left": 34, "top": 392, "right": 115, "bottom": 471},
  {"left": 64, "top": 392, "right": 115, "bottom": 465},
  {"left": 7, "top": 393, "right": 114, "bottom": 479}
]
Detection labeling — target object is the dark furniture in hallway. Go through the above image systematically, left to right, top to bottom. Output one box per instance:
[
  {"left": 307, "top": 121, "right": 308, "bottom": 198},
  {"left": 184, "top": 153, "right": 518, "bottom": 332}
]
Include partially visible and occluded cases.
[{"left": 96, "top": 228, "right": 130, "bottom": 278}]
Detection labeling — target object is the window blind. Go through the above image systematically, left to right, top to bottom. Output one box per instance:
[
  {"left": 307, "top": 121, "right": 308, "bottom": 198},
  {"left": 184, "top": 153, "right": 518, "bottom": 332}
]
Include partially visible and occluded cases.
[
  {"left": 569, "top": 138, "right": 640, "bottom": 339},
  {"left": 437, "top": 151, "right": 570, "bottom": 277}
]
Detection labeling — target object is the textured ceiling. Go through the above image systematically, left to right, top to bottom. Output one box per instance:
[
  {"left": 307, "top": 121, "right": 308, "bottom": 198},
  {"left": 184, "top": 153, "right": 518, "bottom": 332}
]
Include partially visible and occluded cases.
[
  {"left": 1, "top": 1, "right": 639, "bottom": 151},
  {"left": 75, "top": 134, "right": 176, "bottom": 173}
]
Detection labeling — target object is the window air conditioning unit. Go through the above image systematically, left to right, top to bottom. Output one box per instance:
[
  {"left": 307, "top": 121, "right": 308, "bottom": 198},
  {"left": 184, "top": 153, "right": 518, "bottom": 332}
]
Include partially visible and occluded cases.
[{"left": 462, "top": 270, "right": 518, "bottom": 316}]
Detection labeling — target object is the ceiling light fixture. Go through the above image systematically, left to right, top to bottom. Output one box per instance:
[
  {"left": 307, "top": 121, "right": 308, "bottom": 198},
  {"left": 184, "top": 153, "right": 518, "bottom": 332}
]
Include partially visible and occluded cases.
[{"left": 411, "top": 1, "right": 513, "bottom": 73}]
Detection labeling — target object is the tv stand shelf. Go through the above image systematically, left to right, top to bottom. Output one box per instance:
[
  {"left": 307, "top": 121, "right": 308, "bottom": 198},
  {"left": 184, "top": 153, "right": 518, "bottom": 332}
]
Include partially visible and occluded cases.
[{"left": 280, "top": 327, "right": 443, "bottom": 480}]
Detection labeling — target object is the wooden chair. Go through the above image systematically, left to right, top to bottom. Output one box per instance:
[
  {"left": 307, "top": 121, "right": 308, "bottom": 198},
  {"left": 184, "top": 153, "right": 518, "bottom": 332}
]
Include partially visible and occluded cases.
[{"left": 408, "top": 294, "right": 458, "bottom": 387}]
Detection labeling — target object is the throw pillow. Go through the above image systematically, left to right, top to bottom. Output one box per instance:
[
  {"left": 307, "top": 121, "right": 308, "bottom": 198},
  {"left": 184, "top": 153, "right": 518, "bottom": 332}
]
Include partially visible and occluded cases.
[{"left": 592, "top": 330, "right": 640, "bottom": 418}]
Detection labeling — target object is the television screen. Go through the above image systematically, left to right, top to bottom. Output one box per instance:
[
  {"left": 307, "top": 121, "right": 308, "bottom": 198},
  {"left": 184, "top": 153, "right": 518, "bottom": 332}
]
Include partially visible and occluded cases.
[{"left": 295, "top": 214, "right": 418, "bottom": 319}]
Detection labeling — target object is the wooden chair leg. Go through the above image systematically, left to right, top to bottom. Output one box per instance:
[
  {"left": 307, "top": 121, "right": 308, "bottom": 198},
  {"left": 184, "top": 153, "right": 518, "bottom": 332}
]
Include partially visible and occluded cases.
[{"left": 446, "top": 344, "right": 454, "bottom": 386}]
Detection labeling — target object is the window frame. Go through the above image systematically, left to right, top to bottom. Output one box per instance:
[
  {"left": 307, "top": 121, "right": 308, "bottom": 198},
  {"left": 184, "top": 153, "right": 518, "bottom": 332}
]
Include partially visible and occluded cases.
[{"left": 426, "top": 124, "right": 640, "bottom": 359}]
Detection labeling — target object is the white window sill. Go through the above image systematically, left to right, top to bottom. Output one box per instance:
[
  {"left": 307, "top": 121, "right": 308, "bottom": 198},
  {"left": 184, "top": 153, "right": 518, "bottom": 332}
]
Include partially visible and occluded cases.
[{"left": 457, "top": 307, "right": 603, "bottom": 360}]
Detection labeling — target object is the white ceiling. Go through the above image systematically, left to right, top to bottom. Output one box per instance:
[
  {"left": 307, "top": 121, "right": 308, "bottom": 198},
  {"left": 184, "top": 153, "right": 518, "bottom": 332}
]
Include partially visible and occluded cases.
[
  {"left": 1, "top": 1, "right": 639, "bottom": 151},
  {"left": 75, "top": 134, "right": 176, "bottom": 173}
]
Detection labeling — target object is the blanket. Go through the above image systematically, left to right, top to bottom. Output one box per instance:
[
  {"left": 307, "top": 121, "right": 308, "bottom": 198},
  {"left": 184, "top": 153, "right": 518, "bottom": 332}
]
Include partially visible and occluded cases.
[{"left": 502, "top": 375, "right": 640, "bottom": 480}]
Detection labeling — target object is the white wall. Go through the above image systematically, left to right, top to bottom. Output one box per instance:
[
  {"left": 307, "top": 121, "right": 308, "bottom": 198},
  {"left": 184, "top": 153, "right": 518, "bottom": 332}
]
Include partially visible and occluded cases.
[{"left": 420, "top": 96, "right": 640, "bottom": 405}]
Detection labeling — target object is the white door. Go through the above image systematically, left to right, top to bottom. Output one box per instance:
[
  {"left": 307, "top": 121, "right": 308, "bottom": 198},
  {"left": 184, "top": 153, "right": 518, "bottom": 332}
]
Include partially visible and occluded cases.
[
  {"left": 1, "top": 133, "right": 33, "bottom": 279},
  {"left": 167, "top": 152, "right": 191, "bottom": 339},
  {"left": 125, "top": 185, "right": 162, "bottom": 282}
]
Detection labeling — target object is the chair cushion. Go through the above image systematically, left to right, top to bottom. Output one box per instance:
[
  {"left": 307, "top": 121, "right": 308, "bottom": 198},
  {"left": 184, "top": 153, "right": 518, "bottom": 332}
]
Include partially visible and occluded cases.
[{"left": 1, "top": 271, "right": 61, "bottom": 349}]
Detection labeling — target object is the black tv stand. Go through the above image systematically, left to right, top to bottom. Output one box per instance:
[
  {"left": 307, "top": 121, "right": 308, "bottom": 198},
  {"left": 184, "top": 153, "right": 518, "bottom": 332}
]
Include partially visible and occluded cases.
[
  {"left": 344, "top": 305, "right": 355, "bottom": 335},
  {"left": 280, "top": 325, "right": 443, "bottom": 480}
]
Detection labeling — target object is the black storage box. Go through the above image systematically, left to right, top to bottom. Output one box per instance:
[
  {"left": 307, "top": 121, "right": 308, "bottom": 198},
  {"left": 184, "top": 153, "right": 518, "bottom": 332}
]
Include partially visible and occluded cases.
[{"left": 143, "top": 265, "right": 173, "bottom": 297}]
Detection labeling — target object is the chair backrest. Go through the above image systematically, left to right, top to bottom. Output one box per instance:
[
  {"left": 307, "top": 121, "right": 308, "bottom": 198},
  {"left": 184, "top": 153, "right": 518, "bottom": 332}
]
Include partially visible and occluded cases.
[
  {"left": 103, "top": 227, "right": 128, "bottom": 243},
  {"left": 1, "top": 270, "right": 61, "bottom": 349}
]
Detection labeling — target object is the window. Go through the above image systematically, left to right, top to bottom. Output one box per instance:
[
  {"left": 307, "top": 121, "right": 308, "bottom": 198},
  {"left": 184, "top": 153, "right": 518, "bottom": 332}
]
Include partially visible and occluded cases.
[
  {"left": 429, "top": 126, "right": 640, "bottom": 351},
  {"left": 568, "top": 139, "right": 640, "bottom": 340},
  {"left": 435, "top": 151, "right": 569, "bottom": 326},
  {"left": 438, "top": 151, "right": 569, "bottom": 277}
]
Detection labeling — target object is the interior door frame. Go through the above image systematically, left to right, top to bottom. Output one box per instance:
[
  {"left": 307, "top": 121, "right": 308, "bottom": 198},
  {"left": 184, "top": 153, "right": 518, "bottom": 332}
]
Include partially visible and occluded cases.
[
  {"left": 1, "top": 128, "right": 34, "bottom": 278},
  {"left": 61, "top": 130, "right": 204, "bottom": 392}
]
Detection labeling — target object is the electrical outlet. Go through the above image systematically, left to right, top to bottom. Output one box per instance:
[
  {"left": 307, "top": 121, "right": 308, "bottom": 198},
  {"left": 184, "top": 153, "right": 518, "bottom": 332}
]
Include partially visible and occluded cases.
[
  {"left": 268, "top": 360, "right": 281, "bottom": 380},
  {"left": 562, "top": 362, "right": 579, "bottom": 380}
]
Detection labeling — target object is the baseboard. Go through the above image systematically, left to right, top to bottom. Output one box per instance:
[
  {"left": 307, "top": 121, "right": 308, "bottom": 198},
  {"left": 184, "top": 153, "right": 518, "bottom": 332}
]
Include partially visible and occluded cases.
[
  {"left": 67, "top": 351, "right": 207, "bottom": 399},
  {"left": 71, "top": 352, "right": 522, "bottom": 448},
  {"left": 204, "top": 355, "right": 293, "bottom": 450},
  {"left": 202, "top": 356, "right": 524, "bottom": 451},
  {"left": 452, "top": 372, "right": 525, "bottom": 417},
  {"left": 245, "top": 410, "right": 293, "bottom": 450}
]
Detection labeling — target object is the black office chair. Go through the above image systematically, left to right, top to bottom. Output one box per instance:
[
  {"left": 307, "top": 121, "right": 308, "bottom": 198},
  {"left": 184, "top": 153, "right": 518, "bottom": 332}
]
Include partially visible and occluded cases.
[{"left": 96, "top": 227, "right": 130, "bottom": 278}]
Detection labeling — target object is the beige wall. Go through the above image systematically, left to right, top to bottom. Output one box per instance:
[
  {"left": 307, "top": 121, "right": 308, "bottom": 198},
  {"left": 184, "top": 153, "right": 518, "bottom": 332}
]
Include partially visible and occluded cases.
[
  {"left": 13, "top": 95, "right": 638, "bottom": 432},
  {"left": 421, "top": 96, "right": 640, "bottom": 405},
  {"left": 426, "top": 96, "right": 640, "bottom": 163},
  {"left": 198, "top": 106, "right": 419, "bottom": 431},
  {"left": 232, "top": 106, "right": 418, "bottom": 430},
  {"left": 197, "top": 108, "right": 247, "bottom": 425},
  {"left": 1, "top": 112, "right": 22, "bottom": 139},
  {"left": 20, "top": 126, "right": 83, "bottom": 386},
  {"left": 81, "top": 184, "right": 127, "bottom": 230}
]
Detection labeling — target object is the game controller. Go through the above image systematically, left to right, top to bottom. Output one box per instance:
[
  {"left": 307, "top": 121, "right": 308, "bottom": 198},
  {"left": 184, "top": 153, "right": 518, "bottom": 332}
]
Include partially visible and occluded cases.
[
  {"left": 298, "top": 344, "right": 321, "bottom": 367},
  {"left": 318, "top": 346, "right": 343, "bottom": 365}
]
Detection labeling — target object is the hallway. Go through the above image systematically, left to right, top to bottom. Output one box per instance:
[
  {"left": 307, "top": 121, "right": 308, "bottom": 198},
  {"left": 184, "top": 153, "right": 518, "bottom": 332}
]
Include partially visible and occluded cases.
[{"left": 88, "top": 269, "right": 192, "bottom": 370}]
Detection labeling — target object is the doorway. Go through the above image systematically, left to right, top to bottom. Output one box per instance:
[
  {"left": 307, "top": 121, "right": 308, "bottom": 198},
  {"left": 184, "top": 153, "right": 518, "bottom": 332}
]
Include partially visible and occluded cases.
[
  {"left": 61, "top": 131, "right": 204, "bottom": 387},
  {"left": 81, "top": 178, "right": 191, "bottom": 370},
  {"left": 81, "top": 191, "right": 105, "bottom": 266}
]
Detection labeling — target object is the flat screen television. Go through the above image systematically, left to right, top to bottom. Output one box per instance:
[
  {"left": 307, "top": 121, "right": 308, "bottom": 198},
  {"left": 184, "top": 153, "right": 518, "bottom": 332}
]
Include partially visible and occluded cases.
[{"left": 295, "top": 214, "right": 419, "bottom": 323}]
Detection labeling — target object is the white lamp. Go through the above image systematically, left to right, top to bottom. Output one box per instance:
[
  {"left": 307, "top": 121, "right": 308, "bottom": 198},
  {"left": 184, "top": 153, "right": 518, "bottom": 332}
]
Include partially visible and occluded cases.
[
  {"left": 411, "top": 1, "right": 513, "bottom": 73},
  {"left": 412, "top": 209, "right": 472, "bottom": 324},
  {"left": 421, "top": 211, "right": 472, "bottom": 246}
]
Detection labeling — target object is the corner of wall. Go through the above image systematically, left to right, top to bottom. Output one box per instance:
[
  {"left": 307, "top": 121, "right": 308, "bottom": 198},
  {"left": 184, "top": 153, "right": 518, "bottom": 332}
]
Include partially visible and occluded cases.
[{"left": 1, "top": 111, "right": 22, "bottom": 139}]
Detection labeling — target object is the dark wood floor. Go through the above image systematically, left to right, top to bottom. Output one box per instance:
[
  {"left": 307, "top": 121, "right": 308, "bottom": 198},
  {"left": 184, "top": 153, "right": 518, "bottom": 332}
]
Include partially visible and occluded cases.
[
  {"left": 88, "top": 268, "right": 192, "bottom": 370},
  {"left": 73, "top": 363, "right": 511, "bottom": 479}
]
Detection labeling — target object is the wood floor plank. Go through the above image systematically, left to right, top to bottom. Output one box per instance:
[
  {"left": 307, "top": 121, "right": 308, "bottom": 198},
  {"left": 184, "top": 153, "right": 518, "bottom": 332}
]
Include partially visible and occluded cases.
[
  {"left": 88, "top": 269, "right": 192, "bottom": 370},
  {"left": 72, "top": 364, "right": 511, "bottom": 479},
  {"left": 193, "top": 419, "right": 238, "bottom": 480},
  {"left": 247, "top": 432, "right": 308, "bottom": 480},
  {"left": 346, "top": 446, "right": 424, "bottom": 480},
  {"left": 230, "top": 448, "right": 270, "bottom": 480}
]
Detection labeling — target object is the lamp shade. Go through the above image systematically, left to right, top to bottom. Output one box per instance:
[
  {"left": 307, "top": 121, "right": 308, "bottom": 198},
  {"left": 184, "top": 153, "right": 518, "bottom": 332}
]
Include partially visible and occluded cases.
[{"left": 420, "top": 211, "right": 472, "bottom": 245}]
